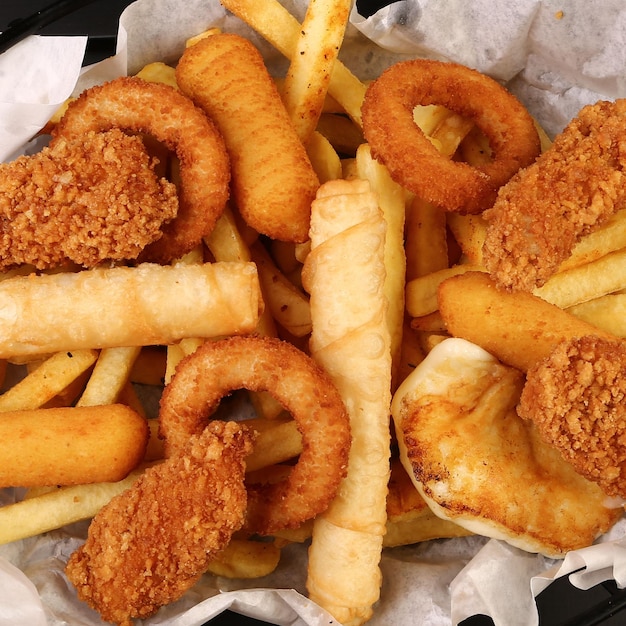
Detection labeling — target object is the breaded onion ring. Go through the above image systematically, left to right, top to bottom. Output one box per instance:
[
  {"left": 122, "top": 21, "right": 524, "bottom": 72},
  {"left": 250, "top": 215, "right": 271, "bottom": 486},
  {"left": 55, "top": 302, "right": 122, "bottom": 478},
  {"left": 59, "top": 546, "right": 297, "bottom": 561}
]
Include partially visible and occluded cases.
[
  {"left": 361, "top": 59, "right": 541, "bottom": 214},
  {"left": 52, "top": 76, "right": 230, "bottom": 263},
  {"left": 159, "top": 335, "right": 351, "bottom": 535},
  {"left": 519, "top": 335, "right": 626, "bottom": 499}
]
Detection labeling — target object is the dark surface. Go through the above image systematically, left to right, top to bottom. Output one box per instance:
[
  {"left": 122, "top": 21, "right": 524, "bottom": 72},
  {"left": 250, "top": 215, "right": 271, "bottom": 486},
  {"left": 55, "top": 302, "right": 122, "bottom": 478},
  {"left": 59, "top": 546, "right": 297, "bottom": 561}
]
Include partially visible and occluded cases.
[{"left": 2, "top": 2, "right": 625, "bottom": 625}]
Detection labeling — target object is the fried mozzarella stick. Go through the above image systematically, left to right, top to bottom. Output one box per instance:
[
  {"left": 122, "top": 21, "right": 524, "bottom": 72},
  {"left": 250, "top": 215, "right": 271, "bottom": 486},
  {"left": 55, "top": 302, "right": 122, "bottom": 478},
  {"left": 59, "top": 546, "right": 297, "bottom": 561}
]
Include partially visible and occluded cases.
[
  {"left": 176, "top": 33, "right": 319, "bottom": 243},
  {"left": 302, "top": 179, "right": 392, "bottom": 626},
  {"left": 0, "top": 262, "right": 262, "bottom": 359},
  {"left": 0, "top": 404, "right": 148, "bottom": 487}
]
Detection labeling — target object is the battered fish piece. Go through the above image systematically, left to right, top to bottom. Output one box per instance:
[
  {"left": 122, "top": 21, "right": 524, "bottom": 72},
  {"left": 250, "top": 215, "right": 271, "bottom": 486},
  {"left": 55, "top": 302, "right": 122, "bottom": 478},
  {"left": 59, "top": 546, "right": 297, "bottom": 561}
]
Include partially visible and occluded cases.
[
  {"left": 483, "top": 99, "right": 626, "bottom": 291},
  {"left": 0, "top": 129, "right": 178, "bottom": 270},
  {"left": 519, "top": 335, "right": 626, "bottom": 499},
  {"left": 66, "top": 420, "right": 253, "bottom": 626}
]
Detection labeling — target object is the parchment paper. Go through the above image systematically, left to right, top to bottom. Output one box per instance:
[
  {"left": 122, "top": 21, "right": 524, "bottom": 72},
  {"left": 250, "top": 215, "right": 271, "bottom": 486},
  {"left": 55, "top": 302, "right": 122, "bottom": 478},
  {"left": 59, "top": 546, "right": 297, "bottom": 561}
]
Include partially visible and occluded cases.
[{"left": 1, "top": 1, "right": 626, "bottom": 624}]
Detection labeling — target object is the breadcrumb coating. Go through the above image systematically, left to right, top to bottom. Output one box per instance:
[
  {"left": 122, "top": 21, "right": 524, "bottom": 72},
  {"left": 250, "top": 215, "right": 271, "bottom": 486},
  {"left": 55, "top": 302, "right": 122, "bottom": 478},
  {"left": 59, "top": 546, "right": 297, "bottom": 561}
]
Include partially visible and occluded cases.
[
  {"left": 483, "top": 99, "right": 626, "bottom": 291},
  {"left": 0, "top": 129, "right": 178, "bottom": 269},
  {"left": 519, "top": 335, "right": 626, "bottom": 498},
  {"left": 65, "top": 420, "right": 253, "bottom": 626}
]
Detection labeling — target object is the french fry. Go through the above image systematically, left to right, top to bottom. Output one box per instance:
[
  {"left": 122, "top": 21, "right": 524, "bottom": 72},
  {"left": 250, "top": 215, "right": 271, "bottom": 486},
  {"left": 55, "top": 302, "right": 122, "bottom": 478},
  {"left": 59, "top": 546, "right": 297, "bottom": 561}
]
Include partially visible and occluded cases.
[
  {"left": 219, "top": 0, "right": 367, "bottom": 127},
  {"left": 281, "top": 0, "right": 352, "bottom": 143},
  {"left": 134, "top": 61, "right": 178, "bottom": 88},
  {"left": 315, "top": 113, "right": 365, "bottom": 156},
  {"left": 306, "top": 130, "right": 343, "bottom": 183},
  {"left": 204, "top": 204, "right": 253, "bottom": 263},
  {"left": 446, "top": 212, "right": 487, "bottom": 266},
  {"left": 250, "top": 240, "right": 312, "bottom": 338},
  {"left": 534, "top": 247, "right": 626, "bottom": 309},
  {"left": 405, "top": 264, "right": 486, "bottom": 318},
  {"left": 438, "top": 271, "right": 615, "bottom": 372},
  {"left": 567, "top": 294, "right": 626, "bottom": 337},
  {"left": 77, "top": 346, "right": 141, "bottom": 407},
  {"left": 0, "top": 349, "right": 97, "bottom": 412},
  {"left": 245, "top": 417, "right": 302, "bottom": 472},
  {"left": 0, "top": 465, "right": 150, "bottom": 545},
  {"left": 205, "top": 538, "right": 281, "bottom": 579}
]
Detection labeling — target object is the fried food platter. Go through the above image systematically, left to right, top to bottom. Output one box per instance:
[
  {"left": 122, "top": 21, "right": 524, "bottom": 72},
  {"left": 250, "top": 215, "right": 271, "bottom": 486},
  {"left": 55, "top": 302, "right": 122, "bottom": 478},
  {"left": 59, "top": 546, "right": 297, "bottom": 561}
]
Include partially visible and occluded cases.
[{"left": 1, "top": 3, "right": 621, "bottom": 624}]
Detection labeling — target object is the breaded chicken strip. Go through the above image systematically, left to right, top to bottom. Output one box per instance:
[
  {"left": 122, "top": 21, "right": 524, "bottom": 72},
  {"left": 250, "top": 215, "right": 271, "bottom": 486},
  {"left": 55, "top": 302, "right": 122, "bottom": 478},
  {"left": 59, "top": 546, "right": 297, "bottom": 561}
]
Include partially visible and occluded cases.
[
  {"left": 483, "top": 99, "right": 626, "bottom": 292},
  {"left": 0, "top": 129, "right": 178, "bottom": 270},
  {"left": 519, "top": 335, "right": 626, "bottom": 499},
  {"left": 66, "top": 420, "right": 253, "bottom": 626}
]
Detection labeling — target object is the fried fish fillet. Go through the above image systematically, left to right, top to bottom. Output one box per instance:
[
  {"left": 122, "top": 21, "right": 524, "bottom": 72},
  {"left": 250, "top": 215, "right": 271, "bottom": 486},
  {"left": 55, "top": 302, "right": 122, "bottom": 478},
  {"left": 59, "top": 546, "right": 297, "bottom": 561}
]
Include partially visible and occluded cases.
[
  {"left": 0, "top": 129, "right": 178, "bottom": 269},
  {"left": 391, "top": 337, "right": 622, "bottom": 558},
  {"left": 66, "top": 420, "right": 253, "bottom": 626}
]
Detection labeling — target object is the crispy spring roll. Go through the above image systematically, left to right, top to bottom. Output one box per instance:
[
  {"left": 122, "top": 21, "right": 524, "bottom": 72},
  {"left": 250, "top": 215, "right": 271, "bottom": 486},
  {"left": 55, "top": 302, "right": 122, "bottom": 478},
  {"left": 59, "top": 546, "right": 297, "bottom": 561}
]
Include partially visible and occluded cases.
[
  {"left": 176, "top": 33, "right": 319, "bottom": 243},
  {"left": 302, "top": 179, "right": 392, "bottom": 626},
  {"left": 0, "top": 262, "right": 262, "bottom": 359},
  {"left": 0, "top": 404, "right": 148, "bottom": 488}
]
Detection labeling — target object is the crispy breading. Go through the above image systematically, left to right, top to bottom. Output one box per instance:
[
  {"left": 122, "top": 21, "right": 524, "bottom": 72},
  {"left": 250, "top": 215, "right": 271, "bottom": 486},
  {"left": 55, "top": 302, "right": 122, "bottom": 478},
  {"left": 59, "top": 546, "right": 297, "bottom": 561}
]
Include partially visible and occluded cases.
[
  {"left": 483, "top": 99, "right": 626, "bottom": 291},
  {"left": 0, "top": 129, "right": 178, "bottom": 269},
  {"left": 519, "top": 335, "right": 626, "bottom": 499},
  {"left": 65, "top": 420, "right": 253, "bottom": 626}
]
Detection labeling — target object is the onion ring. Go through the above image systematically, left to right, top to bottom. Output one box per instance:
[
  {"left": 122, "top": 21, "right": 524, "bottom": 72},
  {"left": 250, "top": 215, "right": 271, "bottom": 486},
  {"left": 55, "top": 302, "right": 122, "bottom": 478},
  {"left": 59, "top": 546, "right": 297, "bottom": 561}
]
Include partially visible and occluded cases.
[
  {"left": 361, "top": 59, "right": 541, "bottom": 214},
  {"left": 52, "top": 76, "right": 231, "bottom": 263},
  {"left": 158, "top": 335, "right": 351, "bottom": 535}
]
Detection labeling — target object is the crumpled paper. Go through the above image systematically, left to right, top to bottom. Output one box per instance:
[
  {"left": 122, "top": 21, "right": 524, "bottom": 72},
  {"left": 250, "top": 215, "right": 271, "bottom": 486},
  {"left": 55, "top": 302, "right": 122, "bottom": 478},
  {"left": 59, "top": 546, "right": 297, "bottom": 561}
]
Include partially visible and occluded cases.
[{"left": 1, "top": 0, "right": 626, "bottom": 624}]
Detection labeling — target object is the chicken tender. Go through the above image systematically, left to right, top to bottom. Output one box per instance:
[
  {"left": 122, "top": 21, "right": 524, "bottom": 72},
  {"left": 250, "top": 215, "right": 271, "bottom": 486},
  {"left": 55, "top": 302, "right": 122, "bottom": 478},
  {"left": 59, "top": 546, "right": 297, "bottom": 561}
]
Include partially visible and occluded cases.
[
  {"left": 483, "top": 99, "right": 626, "bottom": 291},
  {"left": 0, "top": 129, "right": 178, "bottom": 269},
  {"left": 519, "top": 335, "right": 626, "bottom": 499},
  {"left": 65, "top": 420, "right": 253, "bottom": 626}
]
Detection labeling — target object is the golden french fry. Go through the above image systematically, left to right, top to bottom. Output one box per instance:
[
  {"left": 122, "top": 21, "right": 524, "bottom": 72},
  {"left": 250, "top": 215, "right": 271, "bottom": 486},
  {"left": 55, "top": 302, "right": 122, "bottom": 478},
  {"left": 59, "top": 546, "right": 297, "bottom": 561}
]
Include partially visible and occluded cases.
[
  {"left": 219, "top": 0, "right": 366, "bottom": 127},
  {"left": 282, "top": 0, "right": 352, "bottom": 143},
  {"left": 134, "top": 62, "right": 178, "bottom": 88},
  {"left": 315, "top": 113, "right": 365, "bottom": 156},
  {"left": 306, "top": 130, "right": 343, "bottom": 183},
  {"left": 405, "top": 197, "right": 449, "bottom": 281},
  {"left": 204, "top": 204, "right": 253, "bottom": 263},
  {"left": 446, "top": 212, "right": 487, "bottom": 266},
  {"left": 251, "top": 240, "right": 312, "bottom": 337},
  {"left": 535, "top": 247, "right": 626, "bottom": 309},
  {"left": 405, "top": 264, "right": 486, "bottom": 318},
  {"left": 438, "top": 271, "right": 615, "bottom": 372},
  {"left": 567, "top": 294, "right": 626, "bottom": 337},
  {"left": 409, "top": 311, "right": 447, "bottom": 333},
  {"left": 77, "top": 346, "right": 141, "bottom": 407},
  {"left": 0, "top": 349, "right": 98, "bottom": 412},
  {"left": 117, "top": 381, "right": 148, "bottom": 419},
  {"left": 246, "top": 417, "right": 302, "bottom": 472},
  {"left": 0, "top": 465, "right": 151, "bottom": 545},
  {"left": 206, "top": 538, "right": 281, "bottom": 579}
]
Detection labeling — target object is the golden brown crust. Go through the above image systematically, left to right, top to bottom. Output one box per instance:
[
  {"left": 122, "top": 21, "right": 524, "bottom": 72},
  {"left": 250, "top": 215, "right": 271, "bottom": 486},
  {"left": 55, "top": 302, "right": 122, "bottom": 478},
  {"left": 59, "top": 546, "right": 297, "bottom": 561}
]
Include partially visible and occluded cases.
[
  {"left": 176, "top": 33, "right": 319, "bottom": 242},
  {"left": 361, "top": 59, "right": 540, "bottom": 214},
  {"left": 52, "top": 76, "right": 230, "bottom": 263},
  {"left": 483, "top": 99, "right": 626, "bottom": 291},
  {"left": 0, "top": 129, "right": 177, "bottom": 269},
  {"left": 159, "top": 335, "right": 351, "bottom": 535},
  {"left": 519, "top": 335, "right": 626, "bottom": 498}
]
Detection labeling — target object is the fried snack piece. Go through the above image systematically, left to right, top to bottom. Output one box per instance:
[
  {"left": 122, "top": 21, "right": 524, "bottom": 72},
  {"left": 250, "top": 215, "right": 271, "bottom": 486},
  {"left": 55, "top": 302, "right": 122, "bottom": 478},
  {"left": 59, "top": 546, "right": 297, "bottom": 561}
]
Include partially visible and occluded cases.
[
  {"left": 176, "top": 33, "right": 320, "bottom": 243},
  {"left": 361, "top": 59, "right": 540, "bottom": 214},
  {"left": 52, "top": 76, "right": 230, "bottom": 263},
  {"left": 483, "top": 99, "right": 626, "bottom": 291},
  {"left": 0, "top": 129, "right": 177, "bottom": 269},
  {"left": 303, "top": 179, "right": 392, "bottom": 626},
  {"left": 0, "top": 262, "right": 262, "bottom": 359},
  {"left": 159, "top": 335, "right": 350, "bottom": 535},
  {"left": 519, "top": 335, "right": 626, "bottom": 499},
  {"left": 392, "top": 338, "right": 623, "bottom": 558},
  {"left": 0, "top": 404, "right": 148, "bottom": 487},
  {"left": 66, "top": 420, "right": 253, "bottom": 626}
]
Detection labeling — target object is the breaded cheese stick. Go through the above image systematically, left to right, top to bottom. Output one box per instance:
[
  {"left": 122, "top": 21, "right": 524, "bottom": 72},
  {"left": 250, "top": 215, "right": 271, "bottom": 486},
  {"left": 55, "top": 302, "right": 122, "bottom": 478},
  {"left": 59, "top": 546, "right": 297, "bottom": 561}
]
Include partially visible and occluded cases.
[
  {"left": 176, "top": 33, "right": 319, "bottom": 243},
  {"left": 302, "top": 179, "right": 392, "bottom": 626},
  {"left": 0, "top": 262, "right": 262, "bottom": 359},
  {"left": 0, "top": 404, "right": 148, "bottom": 487}
]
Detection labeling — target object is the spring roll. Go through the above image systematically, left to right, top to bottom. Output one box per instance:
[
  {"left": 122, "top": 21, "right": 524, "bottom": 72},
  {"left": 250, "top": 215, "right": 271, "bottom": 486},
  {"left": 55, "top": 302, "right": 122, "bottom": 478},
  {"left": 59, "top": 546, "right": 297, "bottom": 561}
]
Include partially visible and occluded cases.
[
  {"left": 302, "top": 179, "right": 392, "bottom": 626},
  {"left": 0, "top": 262, "right": 262, "bottom": 359}
]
